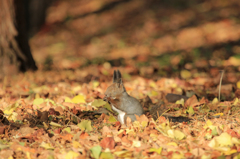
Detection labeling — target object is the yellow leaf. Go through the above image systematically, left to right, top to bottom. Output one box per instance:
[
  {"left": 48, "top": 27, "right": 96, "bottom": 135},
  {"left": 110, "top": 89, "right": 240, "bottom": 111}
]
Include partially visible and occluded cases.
[
  {"left": 180, "top": 70, "right": 191, "bottom": 79},
  {"left": 92, "top": 81, "right": 100, "bottom": 88},
  {"left": 149, "top": 81, "right": 157, "bottom": 88},
  {"left": 237, "top": 81, "right": 240, "bottom": 89},
  {"left": 151, "top": 90, "right": 158, "bottom": 96},
  {"left": 35, "top": 93, "right": 40, "bottom": 99},
  {"left": 72, "top": 95, "right": 86, "bottom": 103},
  {"left": 65, "top": 97, "right": 73, "bottom": 103},
  {"left": 33, "top": 98, "right": 44, "bottom": 105},
  {"left": 175, "top": 98, "right": 184, "bottom": 105},
  {"left": 212, "top": 98, "right": 218, "bottom": 104},
  {"left": 233, "top": 98, "right": 239, "bottom": 106},
  {"left": 7, "top": 112, "right": 18, "bottom": 122},
  {"left": 213, "top": 113, "right": 223, "bottom": 117},
  {"left": 203, "top": 120, "right": 213, "bottom": 129},
  {"left": 50, "top": 122, "right": 62, "bottom": 128},
  {"left": 126, "top": 129, "right": 134, "bottom": 134},
  {"left": 167, "top": 129, "right": 174, "bottom": 138},
  {"left": 174, "top": 130, "right": 186, "bottom": 140},
  {"left": 215, "top": 132, "right": 233, "bottom": 147},
  {"left": 149, "top": 133, "right": 158, "bottom": 141},
  {"left": 232, "top": 137, "right": 240, "bottom": 145},
  {"left": 72, "top": 141, "right": 82, "bottom": 148},
  {"left": 40, "top": 142, "right": 54, "bottom": 150},
  {"left": 167, "top": 142, "right": 178, "bottom": 146},
  {"left": 167, "top": 142, "right": 177, "bottom": 152},
  {"left": 149, "top": 147, "right": 162, "bottom": 154},
  {"left": 224, "top": 149, "right": 237, "bottom": 155},
  {"left": 65, "top": 151, "right": 79, "bottom": 159},
  {"left": 114, "top": 151, "right": 132, "bottom": 158},
  {"left": 26, "top": 152, "right": 31, "bottom": 159},
  {"left": 172, "top": 153, "right": 184, "bottom": 159},
  {"left": 201, "top": 155, "right": 211, "bottom": 159}
]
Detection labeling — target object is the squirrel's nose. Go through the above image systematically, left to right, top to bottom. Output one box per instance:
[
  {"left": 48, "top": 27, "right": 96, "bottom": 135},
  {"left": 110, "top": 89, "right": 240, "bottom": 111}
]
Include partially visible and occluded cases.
[{"left": 103, "top": 96, "right": 107, "bottom": 101}]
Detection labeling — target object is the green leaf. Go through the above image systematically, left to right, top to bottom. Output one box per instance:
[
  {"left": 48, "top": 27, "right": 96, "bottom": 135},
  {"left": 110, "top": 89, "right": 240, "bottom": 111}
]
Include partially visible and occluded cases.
[
  {"left": 33, "top": 98, "right": 44, "bottom": 105},
  {"left": 92, "top": 99, "right": 106, "bottom": 107},
  {"left": 104, "top": 103, "right": 113, "bottom": 112},
  {"left": 187, "top": 106, "right": 195, "bottom": 115},
  {"left": 108, "top": 115, "right": 118, "bottom": 123},
  {"left": 78, "top": 120, "right": 93, "bottom": 131},
  {"left": 62, "top": 127, "right": 71, "bottom": 133},
  {"left": 211, "top": 127, "right": 218, "bottom": 136},
  {"left": 19, "top": 142, "right": 25, "bottom": 146},
  {"left": 90, "top": 145, "right": 102, "bottom": 159},
  {"left": 100, "top": 151, "right": 114, "bottom": 159}
]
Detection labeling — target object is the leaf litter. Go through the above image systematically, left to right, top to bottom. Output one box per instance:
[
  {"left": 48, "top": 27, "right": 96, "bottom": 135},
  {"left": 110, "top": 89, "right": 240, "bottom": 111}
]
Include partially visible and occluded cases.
[{"left": 2, "top": 0, "right": 240, "bottom": 158}]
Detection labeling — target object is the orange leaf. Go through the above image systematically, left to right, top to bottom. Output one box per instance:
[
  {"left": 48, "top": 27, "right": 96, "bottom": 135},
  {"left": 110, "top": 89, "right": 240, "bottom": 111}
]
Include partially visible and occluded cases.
[
  {"left": 80, "top": 132, "right": 89, "bottom": 139},
  {"left": 59, "top": 134, "right": 73, "bottom": 141},
  {"left": 100, "top": 137, "right": 115, "bottom": 150}
]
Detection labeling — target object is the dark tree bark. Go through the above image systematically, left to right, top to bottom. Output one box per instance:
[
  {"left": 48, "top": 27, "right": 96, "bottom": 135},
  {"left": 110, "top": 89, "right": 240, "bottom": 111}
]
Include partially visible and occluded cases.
[
  {"left": 0, "top": 0, "right": 53, "bottom": 75},
  {"left": 14, "top": 0, "right": 38, "bottom": 72}
]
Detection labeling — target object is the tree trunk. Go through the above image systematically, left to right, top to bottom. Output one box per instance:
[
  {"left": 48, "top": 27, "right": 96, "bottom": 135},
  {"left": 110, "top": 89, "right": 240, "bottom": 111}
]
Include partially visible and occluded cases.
[{"left": 0, "top": 0, "right": 37, "bottom": 76}]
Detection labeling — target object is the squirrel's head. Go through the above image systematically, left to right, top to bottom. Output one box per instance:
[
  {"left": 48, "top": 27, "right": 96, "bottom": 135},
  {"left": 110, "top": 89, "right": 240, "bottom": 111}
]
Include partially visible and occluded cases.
[{"left": 103, "top": 70, "right": 126, "bottom": 101}]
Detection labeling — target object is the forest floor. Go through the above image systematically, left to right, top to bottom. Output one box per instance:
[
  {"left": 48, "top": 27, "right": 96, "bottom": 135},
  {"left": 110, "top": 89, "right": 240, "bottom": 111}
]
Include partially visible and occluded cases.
[{"left": 1, "top": 0, "right": 240, "bottom": 158}]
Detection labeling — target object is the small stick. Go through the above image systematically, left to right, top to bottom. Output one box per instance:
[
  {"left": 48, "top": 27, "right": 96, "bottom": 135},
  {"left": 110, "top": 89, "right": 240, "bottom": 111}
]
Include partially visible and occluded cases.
[{"left": 218, "top": 70, "right": 224, "bottom": 101}]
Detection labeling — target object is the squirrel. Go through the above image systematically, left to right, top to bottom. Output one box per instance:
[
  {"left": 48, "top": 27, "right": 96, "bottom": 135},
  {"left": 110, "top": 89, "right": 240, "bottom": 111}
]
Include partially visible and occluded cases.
[
  {"left": 103, "top": 70, "right": 190, "bottom": 124},
  {"left": 103, "top": 70, "right": 144, "bottom": 124}
]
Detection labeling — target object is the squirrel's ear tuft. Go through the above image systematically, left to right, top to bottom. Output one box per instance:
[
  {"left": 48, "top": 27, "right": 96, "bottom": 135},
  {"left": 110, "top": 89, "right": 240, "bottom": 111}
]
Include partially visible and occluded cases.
[
  {"left": 113, "top": 70, "right": 117, "bottom": 83},
  {"left": 116, "top": 70, "right": 123, "bottom": 84},
  {"left": 117, "top": 70, "right": 122, "bottom": 79}
]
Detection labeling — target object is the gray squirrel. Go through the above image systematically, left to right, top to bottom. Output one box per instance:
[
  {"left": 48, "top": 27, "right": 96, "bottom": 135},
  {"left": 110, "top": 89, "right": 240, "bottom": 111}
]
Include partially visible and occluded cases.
[
  {"left": 103, "top": 70, "right": 144, "bottom": 124},
  {"left": 103, "top": 70, "right": 191, "bottom": 124}
]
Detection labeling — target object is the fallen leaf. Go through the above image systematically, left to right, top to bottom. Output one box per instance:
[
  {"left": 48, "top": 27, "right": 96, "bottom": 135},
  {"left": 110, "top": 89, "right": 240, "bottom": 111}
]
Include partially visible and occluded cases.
[
  {"left": 72, "top": 95, "right": 86, "bottom": 103},
  {"left": 92, "top": 99, "right": 106, "bottom": 107},
  {"left": 78, "top": 120, "right": 93, "bottom": 131},
  {"left": 100, "top": 137, "right": 115, "bottom": 150},
  {"left": 90, "top": 145, "right": 102, "bottom": 159}
]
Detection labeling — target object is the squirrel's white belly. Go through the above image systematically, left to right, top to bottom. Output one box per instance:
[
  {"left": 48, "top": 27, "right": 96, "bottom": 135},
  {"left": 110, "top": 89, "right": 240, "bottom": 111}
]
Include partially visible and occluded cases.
[{"left": 111, "top": 104, "right": 125, "bottom": 124}]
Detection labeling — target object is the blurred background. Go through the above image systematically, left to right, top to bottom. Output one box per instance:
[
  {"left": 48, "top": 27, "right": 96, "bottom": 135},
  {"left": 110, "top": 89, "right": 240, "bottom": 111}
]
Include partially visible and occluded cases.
[{"left": 1, "top": 0, "right": 240, "bottom": 79}]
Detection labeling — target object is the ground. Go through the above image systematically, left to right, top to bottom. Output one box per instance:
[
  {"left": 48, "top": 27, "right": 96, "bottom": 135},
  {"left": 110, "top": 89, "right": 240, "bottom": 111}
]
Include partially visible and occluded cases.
[{"left": 1, "top": 0, "right": 240, "bottom": 158}]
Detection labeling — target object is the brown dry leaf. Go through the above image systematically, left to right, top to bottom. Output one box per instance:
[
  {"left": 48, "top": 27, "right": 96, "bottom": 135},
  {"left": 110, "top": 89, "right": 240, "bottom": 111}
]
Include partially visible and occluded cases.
[
  {"left": 185, "top": 95, "right": 199, "bottom": 108},
  {"left": 79, "top": 132, "right": 89, "bottom": 139},
  {"left": 59, "top": 133, "right": 73, "bottom": 141},
  {"left": 100, "top": 137, "right": 115, "bottom": 150}
]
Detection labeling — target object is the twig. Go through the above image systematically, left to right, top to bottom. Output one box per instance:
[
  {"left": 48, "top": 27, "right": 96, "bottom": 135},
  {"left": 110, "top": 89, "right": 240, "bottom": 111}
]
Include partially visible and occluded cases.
[{"left": 218, "top": 70, "right": 224, "bottom": 101}]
